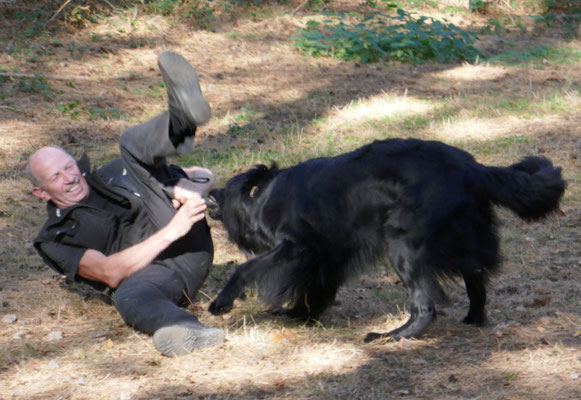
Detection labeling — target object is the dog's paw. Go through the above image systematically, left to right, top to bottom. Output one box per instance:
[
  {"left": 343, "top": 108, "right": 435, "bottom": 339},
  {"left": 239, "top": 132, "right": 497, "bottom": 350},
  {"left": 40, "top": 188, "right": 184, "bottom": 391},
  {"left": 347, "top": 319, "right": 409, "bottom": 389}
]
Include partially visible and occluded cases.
[
  {"left": 208, "top": 297, "right": 233, "bottom": 315},
  {"left": 462, "top": 312, "right": 488, "bottom": 326},
  {"left": 363, "top": 331, "right": 400, "bottom": 343},
  {"left": 364, "top": 332, "right": 384, "bottom": 343}
]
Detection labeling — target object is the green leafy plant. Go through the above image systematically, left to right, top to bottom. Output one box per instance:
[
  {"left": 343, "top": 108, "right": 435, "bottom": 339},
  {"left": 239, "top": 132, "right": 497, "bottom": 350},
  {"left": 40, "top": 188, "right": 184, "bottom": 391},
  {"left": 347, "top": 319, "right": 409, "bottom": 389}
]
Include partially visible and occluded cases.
[
  {"left": 141, "top": 0, "right": 216, "bottom": 29},
  {"left": 142, "top": 0, "right": 177, "bottom": 16},
  {"left": 469, "top": 0, "right": 487, "bottom": 12},
  {"left": 185, "top": 1, "right": 216, "bottom": 29},
  {"left": 63, "top": 4, "right": 96, "bottom": 25},
  {"left": 10, "top": 7, "right": 48, "bottom": 38},
  {"left": 292, "top": 9, "right": 480, "bottom": 64},
  {"left": 17, "top": 74, "right": 49, "bottom": 94},
  {"left": 55, "top": 101, "right": 80, "bottom": 119},
  {"left": 88, "top": 105, "right": 124, "bottom": 120}
]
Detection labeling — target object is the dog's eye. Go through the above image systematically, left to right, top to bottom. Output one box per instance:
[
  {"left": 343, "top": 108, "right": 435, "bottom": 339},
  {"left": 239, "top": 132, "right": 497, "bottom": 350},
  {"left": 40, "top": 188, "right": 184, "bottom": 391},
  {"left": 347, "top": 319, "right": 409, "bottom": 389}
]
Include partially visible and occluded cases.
[{"left": 249, "top": 186, "right": 259, "bottom": 198}]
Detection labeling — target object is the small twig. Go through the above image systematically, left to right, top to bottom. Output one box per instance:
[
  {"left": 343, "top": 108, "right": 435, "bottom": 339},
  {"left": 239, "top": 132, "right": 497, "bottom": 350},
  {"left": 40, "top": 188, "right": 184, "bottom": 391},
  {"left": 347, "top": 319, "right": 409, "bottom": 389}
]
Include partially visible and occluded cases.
[
  {"left": 48, "top": 0, "right": 73, "bottom": 23},
  {"left": 101, "top": 0, "right": 121, "bottom": 11},
  {"left": 291, "top": 0, "right": 310, "bottom": 15},
  {"left": 0, "top": 71, "right": 133, "bottom": 82},
  {"left": 0, "top": 105, "right": 20, "bottom": 111},
  {"left": 197, "top": 289, "right": 213, "bottom": 301},
  {"left": 182, "top": 290, "right": 195, "bottom": 307}
]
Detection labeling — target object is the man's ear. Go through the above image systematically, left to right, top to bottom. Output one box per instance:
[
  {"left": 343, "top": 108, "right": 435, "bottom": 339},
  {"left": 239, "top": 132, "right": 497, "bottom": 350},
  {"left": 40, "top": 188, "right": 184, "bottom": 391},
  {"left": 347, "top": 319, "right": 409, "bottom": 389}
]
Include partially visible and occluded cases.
[{"left": 32, "top": 187, "right": 51, "bottom": 202}]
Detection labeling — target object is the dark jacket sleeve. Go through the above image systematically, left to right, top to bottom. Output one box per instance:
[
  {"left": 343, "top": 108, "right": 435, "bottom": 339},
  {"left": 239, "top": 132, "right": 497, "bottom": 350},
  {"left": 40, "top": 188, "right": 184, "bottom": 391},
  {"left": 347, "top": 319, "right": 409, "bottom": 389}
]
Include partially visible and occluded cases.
[{"left": 37, "top": 241, "right": 86, "bottom": 282}]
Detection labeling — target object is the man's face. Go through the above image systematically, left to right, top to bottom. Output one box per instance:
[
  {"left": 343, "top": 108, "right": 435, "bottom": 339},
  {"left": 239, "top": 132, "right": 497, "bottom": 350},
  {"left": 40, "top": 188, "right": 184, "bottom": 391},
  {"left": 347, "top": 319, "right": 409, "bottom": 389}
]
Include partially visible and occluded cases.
[{"left": 29, "top": 147, "right": 90, "bottom": 209}]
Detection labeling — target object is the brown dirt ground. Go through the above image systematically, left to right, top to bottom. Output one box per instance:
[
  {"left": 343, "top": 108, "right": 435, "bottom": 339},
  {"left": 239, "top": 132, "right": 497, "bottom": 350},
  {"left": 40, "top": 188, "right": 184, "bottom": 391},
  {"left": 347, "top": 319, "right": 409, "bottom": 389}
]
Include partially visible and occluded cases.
[{"left": 1, "top": 1, "right": 580, "bottom": 399}]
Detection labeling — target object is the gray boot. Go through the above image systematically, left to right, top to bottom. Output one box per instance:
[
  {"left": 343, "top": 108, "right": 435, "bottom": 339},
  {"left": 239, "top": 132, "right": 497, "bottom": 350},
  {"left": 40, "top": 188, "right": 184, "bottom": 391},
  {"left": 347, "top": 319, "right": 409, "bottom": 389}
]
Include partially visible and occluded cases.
[
  {"left": 158, "top": 51, "right": 211, "bottom": 146},
  {"left": 152, "top": 321, "right": 224, "bottom": 357}
]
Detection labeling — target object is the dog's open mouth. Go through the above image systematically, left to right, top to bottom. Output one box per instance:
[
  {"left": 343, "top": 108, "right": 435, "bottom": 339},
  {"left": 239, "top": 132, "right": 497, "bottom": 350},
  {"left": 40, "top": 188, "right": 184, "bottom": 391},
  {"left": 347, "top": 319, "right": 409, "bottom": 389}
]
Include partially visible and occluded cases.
[{"left": 204, "top": 194, "right": 222, "bottom": 220}]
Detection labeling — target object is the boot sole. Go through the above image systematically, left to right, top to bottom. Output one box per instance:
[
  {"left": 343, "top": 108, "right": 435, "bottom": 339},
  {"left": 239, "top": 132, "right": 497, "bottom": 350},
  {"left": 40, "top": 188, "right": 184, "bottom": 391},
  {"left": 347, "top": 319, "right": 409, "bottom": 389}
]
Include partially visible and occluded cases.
[
  {"left": 158, "top": 51, "right": 211, "bottom": 125},
  {"left": 153, "top": 324, "right": 225, "bottom": 357}
]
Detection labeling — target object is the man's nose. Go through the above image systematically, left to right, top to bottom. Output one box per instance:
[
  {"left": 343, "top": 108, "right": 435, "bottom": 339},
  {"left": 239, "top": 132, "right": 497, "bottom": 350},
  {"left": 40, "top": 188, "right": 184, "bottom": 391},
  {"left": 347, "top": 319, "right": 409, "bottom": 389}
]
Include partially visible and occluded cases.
[{"left": 63, "top": 170, "right": 77, "bottom": 182}]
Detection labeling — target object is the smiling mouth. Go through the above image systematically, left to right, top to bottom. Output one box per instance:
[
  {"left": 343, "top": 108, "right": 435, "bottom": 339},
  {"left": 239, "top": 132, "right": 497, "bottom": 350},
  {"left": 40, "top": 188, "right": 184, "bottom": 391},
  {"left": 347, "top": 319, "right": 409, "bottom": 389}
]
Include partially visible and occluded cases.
[{"left": 66, "top": 178, "right": 81, "bottom": 193}]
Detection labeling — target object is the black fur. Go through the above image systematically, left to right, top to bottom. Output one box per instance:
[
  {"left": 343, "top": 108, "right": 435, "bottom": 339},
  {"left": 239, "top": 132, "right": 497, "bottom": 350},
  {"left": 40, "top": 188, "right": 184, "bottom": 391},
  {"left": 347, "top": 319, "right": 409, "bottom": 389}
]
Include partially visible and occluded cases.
[{"left": 207, "top": 138, "right": 566, "bottom": 341}]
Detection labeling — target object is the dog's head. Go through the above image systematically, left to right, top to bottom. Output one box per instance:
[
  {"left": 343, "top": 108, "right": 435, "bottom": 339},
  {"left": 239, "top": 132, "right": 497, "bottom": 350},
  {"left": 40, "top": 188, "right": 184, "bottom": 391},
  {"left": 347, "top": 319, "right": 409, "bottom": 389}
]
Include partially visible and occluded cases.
[
  {"left": 207, "top": 163, "right": 278, "bottom": 221},
  {"left": 207, "top": 163, "right": 278, "bottom": 253}
]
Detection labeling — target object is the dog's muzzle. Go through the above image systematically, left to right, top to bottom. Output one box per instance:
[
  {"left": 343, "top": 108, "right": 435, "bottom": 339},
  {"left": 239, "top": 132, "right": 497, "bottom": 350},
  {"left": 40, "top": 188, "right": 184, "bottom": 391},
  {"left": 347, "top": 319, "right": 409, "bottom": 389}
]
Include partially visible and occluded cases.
[{"left": 205, "top": 193, "right": 222, "bottom": 220}]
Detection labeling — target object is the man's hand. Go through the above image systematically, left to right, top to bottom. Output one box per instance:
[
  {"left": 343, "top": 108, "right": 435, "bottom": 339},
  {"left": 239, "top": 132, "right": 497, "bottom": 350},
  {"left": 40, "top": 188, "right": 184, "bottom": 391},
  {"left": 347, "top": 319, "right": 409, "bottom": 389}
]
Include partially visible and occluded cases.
[
  {"left": 172, "top": 167, "right": 214, "bottom": 208},
  {"left": 165, "top": 195, "right": 207, "bottom": 241}
]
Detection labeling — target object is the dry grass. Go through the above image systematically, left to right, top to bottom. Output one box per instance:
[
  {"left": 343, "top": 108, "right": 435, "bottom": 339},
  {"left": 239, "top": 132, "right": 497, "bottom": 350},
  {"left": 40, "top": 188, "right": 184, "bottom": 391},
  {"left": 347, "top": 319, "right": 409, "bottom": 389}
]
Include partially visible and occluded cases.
[{"left": 1, "top": 1, "right": 580, "bottom": 399}]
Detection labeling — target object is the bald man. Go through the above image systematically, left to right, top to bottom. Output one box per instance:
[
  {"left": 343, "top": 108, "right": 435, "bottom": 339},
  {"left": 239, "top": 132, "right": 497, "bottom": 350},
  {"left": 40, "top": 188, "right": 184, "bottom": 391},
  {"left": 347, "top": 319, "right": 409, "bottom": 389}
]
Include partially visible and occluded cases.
[{"left": 27, "top": 51, "right": 224, "bottom": 356}]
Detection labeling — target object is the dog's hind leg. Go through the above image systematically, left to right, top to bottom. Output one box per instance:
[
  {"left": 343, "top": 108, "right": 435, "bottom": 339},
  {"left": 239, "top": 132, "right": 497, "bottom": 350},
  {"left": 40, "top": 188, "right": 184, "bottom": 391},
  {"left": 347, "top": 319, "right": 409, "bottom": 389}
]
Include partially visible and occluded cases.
[
  {"left": 364, "top": 240, "right": 437, "bottom": 342},
  {"left": 208, "top": 241, "right": 295, "bottom": 315},
  {"left": 462, "top": 271, "right": 488, "bottom": 326},
  {"left": 364, "top": 278, "right": 437, "bottom": 342}
]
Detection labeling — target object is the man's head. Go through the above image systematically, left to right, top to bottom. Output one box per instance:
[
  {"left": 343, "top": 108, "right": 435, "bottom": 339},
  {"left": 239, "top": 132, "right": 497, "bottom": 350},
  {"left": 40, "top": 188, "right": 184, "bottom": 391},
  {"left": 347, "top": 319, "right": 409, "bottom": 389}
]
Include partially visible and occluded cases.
[{"left": 27, "top": 146, "right": 90, "bottom": 209}]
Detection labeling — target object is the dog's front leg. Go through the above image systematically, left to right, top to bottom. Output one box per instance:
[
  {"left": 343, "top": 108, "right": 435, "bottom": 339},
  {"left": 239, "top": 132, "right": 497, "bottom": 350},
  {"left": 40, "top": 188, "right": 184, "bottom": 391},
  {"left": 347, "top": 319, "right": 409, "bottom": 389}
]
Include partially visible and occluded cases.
[{"left": 208, "top": 242, "right": 291, "bottom": 315}]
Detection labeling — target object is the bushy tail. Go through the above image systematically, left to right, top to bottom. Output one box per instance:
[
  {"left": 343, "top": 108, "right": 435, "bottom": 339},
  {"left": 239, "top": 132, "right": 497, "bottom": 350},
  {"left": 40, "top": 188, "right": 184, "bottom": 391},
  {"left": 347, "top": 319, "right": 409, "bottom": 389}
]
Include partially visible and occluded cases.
[{"left": 484, "top": 156, "right": 566, "bottom": 221}]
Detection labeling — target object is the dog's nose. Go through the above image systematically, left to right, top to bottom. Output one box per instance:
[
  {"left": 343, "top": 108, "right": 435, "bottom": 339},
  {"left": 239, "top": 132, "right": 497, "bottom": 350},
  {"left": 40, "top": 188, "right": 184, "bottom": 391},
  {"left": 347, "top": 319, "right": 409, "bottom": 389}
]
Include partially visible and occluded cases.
[{"left": 205, "top": 194, "right": 218, "bottom": 209}]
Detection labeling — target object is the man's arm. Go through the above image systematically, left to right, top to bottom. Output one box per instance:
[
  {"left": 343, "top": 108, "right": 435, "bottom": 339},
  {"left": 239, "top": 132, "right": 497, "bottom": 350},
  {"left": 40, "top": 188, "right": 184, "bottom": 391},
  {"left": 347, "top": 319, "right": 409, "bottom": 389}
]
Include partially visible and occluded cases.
[{"left": 78, "top": 195, "right": 207, "bottom": 288}]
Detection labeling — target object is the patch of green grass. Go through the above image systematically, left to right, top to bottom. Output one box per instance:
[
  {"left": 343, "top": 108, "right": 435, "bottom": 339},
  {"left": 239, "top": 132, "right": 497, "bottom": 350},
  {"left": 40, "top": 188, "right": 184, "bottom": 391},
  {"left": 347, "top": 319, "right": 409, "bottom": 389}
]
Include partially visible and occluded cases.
[
  {"left": 140, "top": 0, "right": 216, "bottom": 29},
  {"left": 142, "top": 0, "right": 177, "bottom": 16},
  {"left": 406, "top": 0, "right": 439, "bottom": 7},
  {"left": 470, "top": 0, "right": 492, "bottom": 12},
  {"left": 442, "top": 5, "right": 470, "bottom": 15},
  {"left": 9, "top": 7, "right": 49, "bottom": 38},
  {"left": 532, "top": 13, "right": 581, "bottom": 38},
  {"left": 481, "top": 15, "right": 530, "bottom": 35},
  {"left": 227, "top": 32, "right": 252, "bottom": 40},
  {"left": 6, "top": 40, "right": 34, "bottom": 58},
  {"left": 67, "top": 41, "right": 90, "bottom": 60},
  {"left": 488, "top": 45, "right": 581, "bottom": 67},
  {"left": 17, "top": 74, "right": 49, "bottom": 95},
  {"left": 468, "top": 90, "right": 577, "bottom": 120},
  {"left": 495, "top": 97, "right": 536, "bottom": 114},
  {"left": 54, "top": 101, "right": 81, "bottom": 119},
  {"left": 365, "top": 104, "right": 458, "bottom": 134},
  {"left": 434, "top": 104, "right": 460, "bottom": 122},
  {"left": 231, "top": 105, "right": 258, "bottom": 123},
  {"left": 88, "top": 106, "right": 124, "bottom": 120},
  {"left": 400, "top": 114, "right": 431, "bottom": 130},
  {"left": 227, "top": 122, "right": 258, "bottom": 137},
  {"left": 465, "top": 136, "right": 533, "bottom": 157},
  {"left": 490, "top": 136, "right": 531, "bottom": 148},
  {"left": 177, "top": 145, "right": 255, "bottom": 176},
  {"left": 506, "top": 372, "right": 517, "bottom": 383}
]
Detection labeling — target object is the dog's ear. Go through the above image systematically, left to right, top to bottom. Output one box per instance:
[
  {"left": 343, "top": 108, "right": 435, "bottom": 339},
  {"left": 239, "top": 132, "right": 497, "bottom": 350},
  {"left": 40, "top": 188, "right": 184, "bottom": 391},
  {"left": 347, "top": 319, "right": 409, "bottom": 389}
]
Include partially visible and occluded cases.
[
  {"left": 253, "top": 163, "right": 279, "bottom": 173},
  {"left": 254, "top": 164, "right": 269, "bottom": 171}
]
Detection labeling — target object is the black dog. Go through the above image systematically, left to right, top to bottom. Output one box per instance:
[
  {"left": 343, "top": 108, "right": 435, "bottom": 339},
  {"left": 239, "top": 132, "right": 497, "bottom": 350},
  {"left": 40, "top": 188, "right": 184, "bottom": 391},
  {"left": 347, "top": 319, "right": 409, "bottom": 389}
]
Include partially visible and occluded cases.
[{"left": 207, "top": 138, "right": 565, "bottom": 341}]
